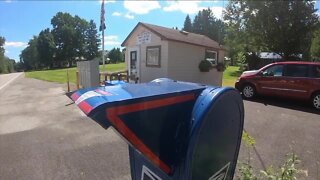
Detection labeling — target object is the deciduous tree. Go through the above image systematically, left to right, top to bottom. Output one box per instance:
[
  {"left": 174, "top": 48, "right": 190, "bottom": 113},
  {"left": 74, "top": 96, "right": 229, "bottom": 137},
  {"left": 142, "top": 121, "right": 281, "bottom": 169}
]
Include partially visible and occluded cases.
[
  {"left": 224, "top": 1, "right": 319, "bottom": 61},
  {"left": 84, "top": 20, "right": 100, "bottom": 60},
  {"left": 37, "top": 28, "right": 55, "bottom": 68},
  {"left": 311, "top": 29, "right": 320, "bottom": 61},
  {"left": 0, "top": 36, "right": 6, "bottom": 73},
  {"left": 20, "top": 36, "right": 40, "bottom": 70}
]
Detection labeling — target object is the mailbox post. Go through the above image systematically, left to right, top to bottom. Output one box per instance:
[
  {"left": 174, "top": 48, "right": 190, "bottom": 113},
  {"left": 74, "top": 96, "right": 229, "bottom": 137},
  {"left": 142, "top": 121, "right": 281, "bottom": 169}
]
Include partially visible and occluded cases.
[{"left": 71, "top": 78, "right": 244, "bottom": 180}]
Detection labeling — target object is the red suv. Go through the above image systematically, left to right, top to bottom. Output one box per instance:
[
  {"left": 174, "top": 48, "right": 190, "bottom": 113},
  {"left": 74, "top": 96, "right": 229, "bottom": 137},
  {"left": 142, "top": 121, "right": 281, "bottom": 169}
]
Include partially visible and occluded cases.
[{"left": 235, "top": 61, "right": 320, "bottom": 109}]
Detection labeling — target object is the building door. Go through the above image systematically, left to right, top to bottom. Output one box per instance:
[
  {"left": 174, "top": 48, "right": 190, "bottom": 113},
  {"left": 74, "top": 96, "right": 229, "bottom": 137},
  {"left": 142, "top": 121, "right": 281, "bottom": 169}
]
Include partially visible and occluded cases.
[{"left": 129, "top": 49, "right": 139, "bottom": 82}]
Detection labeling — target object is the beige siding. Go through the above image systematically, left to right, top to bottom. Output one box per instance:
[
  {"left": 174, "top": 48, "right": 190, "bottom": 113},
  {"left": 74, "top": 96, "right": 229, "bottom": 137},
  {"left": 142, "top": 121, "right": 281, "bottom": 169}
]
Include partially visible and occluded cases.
[
  {"left": 124, "top": 25, "right": 224, "bottom": 85},
  {"left": 125, "top": 26, "right": 168, "bottom": 82},
  {"left": 167, "top": 41, "right": 223, "bottom": 86},
  {"left": 218, "top": 49, "right": 225, "bottom": 64}
]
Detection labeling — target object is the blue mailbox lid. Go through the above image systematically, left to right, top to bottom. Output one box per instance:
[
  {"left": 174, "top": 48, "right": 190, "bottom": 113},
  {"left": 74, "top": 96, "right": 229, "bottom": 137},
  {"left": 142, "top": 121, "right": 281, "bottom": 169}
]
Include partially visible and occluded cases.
[
  {"left": 71, "top": 78, "right": 207, "bottom": 175},
  {"left": 71, "top": 78, "right": 206, "bottom": 115},
  {"left": 105, "top": 80, "right": 127, "bottom": 86}
]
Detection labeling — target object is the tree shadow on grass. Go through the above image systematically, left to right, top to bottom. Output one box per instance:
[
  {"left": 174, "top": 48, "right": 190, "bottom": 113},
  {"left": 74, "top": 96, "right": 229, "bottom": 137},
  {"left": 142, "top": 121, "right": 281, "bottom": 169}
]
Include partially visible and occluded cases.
[{"left": 229, "top": 70, "right": 242, "bottom": 77}]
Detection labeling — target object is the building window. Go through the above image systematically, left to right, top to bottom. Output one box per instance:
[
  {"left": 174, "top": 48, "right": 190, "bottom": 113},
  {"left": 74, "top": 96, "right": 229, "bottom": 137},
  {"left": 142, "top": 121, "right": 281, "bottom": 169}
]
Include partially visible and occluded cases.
[
  {"left": 146, "top": 46, "right": 161, "bottom": 67},
  {"left": 205, "top": 50, "right": 218, "bottom": 65}
]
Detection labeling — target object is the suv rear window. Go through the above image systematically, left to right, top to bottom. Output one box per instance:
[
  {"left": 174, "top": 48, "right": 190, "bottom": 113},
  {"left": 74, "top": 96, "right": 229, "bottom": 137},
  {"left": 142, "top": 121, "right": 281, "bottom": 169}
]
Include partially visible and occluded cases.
[
  {"left": 284, "top": 64, "right": 309, "bottom": 77},
  {"left": 311, "top": 65, "right": 320, "bottom": 78}
]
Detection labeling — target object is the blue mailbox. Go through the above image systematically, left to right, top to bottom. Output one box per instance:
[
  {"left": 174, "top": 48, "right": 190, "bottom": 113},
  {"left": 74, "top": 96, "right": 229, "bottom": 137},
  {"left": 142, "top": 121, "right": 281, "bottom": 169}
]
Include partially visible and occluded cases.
[{"left": 71, "top": 78, "right": 244, "bottom": 180}]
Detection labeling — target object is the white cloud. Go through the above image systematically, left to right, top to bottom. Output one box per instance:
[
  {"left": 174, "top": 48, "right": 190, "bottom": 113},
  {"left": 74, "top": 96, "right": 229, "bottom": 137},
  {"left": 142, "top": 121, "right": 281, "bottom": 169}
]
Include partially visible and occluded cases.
[
  {"left": 5, "top": 0, "right": 12, "bottom": 3},
  {"left": 124, "top": 1, "right": 161, "bottom": 14},
  {"left": 162, "top": 1, "right": 224, "bottom": 19},
  {"left": 163, "top": 1, "right": 202, "bottom": 14},
  {"left": 210, "top": 6, "right": 225, "bottom": 19},
  {"left": 111, "top": 11, "right": 134, "bottom": 19},
  {"left": 112, "top": 12, "right": 122, "bottom": 16},
  {"left": 125, "top": 13, "right": 134, "bottom": 19},
  {"left": 104, "top": 35, "right": 121, "bottom": 46},
  {"left": 104, "top": 35, "right": 118, "bottom": 41},
  {"left": 4, "top": 41, "right": 27, "bottom": 48},
  {"left": 105, "top": 41, "right": 121, "bottom": 46},
  {"left": 5, "top": 50, "right": 9, "bottom": 54}
]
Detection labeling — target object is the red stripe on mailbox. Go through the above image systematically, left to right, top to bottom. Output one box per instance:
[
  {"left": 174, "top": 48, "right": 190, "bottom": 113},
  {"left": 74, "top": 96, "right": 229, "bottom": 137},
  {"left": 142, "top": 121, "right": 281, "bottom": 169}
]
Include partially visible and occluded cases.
[
  {"left": 71, "top": 92, "right": 80, "bottom": 101},
  {"left": 106, "top": 93, "right": 195, "bottom": 175},
  {"left": 78, "top": 100, "right": 93, "bottom": 115}
]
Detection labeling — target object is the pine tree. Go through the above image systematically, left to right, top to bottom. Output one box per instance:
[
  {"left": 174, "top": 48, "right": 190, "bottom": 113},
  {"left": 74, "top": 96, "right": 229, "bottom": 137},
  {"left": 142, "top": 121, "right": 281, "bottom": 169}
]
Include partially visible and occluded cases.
[{"left": 183, "top": 15, "right": 192, "bottom": 32}]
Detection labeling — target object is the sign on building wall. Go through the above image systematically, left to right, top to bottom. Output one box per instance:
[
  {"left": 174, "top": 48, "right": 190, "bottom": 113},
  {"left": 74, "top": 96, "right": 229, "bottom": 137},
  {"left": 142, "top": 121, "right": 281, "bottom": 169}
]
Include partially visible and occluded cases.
[{"left": 137, "top": 31, "right": 151, "bottom": 44}]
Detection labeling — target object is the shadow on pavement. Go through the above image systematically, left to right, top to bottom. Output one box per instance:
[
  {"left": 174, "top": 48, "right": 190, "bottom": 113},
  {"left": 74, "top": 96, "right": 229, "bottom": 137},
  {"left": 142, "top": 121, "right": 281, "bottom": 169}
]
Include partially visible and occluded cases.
[{"left": 244, "top": 96, "right": 320, "bottom": 115}]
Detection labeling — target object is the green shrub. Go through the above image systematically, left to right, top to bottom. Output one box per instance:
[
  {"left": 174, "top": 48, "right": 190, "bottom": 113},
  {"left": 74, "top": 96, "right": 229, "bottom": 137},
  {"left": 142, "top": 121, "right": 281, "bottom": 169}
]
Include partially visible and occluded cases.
[
  {"left": 198, "top": 60, "right": 213, "bottom": 72},
  {"left": 238, "top": 131, "right": 303, "bottom": 180}
]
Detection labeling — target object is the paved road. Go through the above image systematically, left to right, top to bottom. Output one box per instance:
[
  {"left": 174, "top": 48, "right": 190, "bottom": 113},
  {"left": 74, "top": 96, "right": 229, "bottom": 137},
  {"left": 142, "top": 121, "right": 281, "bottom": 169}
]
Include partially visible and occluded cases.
[
  {"left": 0, "top": 72, "right": 23, "bottom": 91},
  {"left": 0, "top": 75, "right": 319, "bottom": 179},
  {"left": 0, "top": 75, "right": 130, "bottom": 180}
]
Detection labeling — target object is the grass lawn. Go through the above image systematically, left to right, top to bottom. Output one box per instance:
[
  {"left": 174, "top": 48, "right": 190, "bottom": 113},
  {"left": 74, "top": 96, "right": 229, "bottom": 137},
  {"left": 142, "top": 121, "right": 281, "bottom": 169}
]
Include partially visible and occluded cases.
[
  {"left": 25, "top": 63, "right": 126, "bottom": 84},
  {"left": 26, "top": 63, "right": 241, "bottom": 87},
  {"left": 222, "top": 66, "right": 242, "bottom": 87}
]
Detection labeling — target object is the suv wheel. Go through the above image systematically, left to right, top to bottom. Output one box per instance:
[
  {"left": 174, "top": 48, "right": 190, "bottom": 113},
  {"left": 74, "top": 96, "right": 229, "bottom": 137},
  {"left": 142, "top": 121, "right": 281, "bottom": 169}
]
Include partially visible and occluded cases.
[
  {"left": 242, "top": 84, "right": 256, "bottom": 99},
  {"left": 312, "top": 93, "right": 320, "bottom": 110}
]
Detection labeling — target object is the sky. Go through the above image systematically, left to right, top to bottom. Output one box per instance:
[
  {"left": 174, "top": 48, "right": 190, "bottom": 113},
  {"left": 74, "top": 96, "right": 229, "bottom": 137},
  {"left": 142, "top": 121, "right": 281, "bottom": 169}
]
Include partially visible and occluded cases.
[
  {"left": 0, "top": 0, "right": 319, "bottom": 62},
  {"left": 0, "top": 0, "right": 227, "bottom": 61}
]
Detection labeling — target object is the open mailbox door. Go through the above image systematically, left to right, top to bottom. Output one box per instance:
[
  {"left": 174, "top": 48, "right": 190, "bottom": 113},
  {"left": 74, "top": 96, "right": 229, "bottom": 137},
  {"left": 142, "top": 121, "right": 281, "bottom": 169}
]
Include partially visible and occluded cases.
[{"left": 71, "top": 78, "right": 244, "bottom": 180}]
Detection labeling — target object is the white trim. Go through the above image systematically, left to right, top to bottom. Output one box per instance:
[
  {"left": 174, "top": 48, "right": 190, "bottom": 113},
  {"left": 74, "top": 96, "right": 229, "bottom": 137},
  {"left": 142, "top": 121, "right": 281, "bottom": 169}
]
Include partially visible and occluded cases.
[
  {"left": 128, "top": 46, "right": 140, "bottom": 82},
  {"left": 206, "top": 50, "right": 218, "bottom": 65},
  {"left": 75, "top": 91, "right": 102, "bottom": 105},
  {"left": 208, "top": 162, "right": 230, "bottom": 180},
  {"left": 141, "top": 165, "right": 162, "bottom": 180}
]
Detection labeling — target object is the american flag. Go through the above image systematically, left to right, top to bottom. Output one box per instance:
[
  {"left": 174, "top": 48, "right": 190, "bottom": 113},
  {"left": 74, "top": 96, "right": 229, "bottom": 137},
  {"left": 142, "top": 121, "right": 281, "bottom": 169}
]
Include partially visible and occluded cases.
[{"left": 100, "top": 0, "right": 106, "bottom": 31}]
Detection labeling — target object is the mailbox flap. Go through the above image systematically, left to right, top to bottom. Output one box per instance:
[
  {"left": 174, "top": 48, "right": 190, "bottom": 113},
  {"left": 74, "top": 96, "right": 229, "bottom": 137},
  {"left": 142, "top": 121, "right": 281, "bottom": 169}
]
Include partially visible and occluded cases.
[
  {"left": 71, "top": 78, "right": 205, "bottom": 116},
  {"left": 71, "top": 79, "right": 207, "bottom": 175}
]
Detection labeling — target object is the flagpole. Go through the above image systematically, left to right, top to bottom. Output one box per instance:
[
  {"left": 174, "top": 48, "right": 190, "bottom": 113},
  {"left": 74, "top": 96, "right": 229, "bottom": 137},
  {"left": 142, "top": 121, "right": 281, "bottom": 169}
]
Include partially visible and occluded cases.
[
  {"left": 101, "top": 0, "right": 106, "bottom": 73},
  {"left": 102, "top": 26, "right": 105, "bottom": 72}
]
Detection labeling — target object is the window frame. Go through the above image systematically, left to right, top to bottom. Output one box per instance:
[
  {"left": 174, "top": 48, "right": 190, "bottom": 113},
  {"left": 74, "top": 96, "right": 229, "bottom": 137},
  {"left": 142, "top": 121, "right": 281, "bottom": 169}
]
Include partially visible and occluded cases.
[
  {"left": 146, "top": 45, "right": 161, "bottom": 68},
  {"left": 205, "top": 49, "right": 218, "bottom": 65},
  {"left": 130, "top": 51, "right": 137, "bottom": 69},
  {"left": 262, "top": 64, "right": 284, "bottom": 77},
  {"left": 283, "top": 64, "right": 309, "bottom": 78},
  {"left": 311, "top": 65, "right": 320, "bottom": 78}
]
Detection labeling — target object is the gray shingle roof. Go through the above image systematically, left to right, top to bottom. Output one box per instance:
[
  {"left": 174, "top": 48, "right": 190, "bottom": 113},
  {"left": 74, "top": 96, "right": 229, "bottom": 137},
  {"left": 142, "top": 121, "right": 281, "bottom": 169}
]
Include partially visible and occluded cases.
[{"left": 121, "top": 22, "right": 224, "bottom": 50}]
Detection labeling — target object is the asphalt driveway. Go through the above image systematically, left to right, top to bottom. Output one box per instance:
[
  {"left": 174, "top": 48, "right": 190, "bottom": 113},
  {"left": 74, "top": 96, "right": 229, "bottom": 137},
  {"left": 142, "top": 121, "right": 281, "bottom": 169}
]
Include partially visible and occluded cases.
[
  {"left": 0, "top": 74, "right": 319, "bottom": 179},
  {"left": 238, "top": 97, "right": 320, "bottom": 179}
]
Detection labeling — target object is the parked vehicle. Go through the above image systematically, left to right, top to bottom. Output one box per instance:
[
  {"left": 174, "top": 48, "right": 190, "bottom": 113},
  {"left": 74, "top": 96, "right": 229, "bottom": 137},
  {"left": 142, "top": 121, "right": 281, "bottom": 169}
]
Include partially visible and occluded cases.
[{"left": 235, "top": 61, "right": 320, "bottom": 109}]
